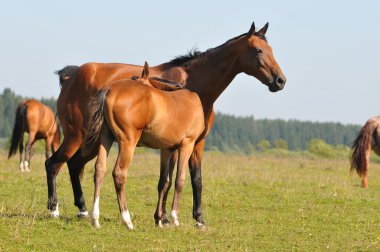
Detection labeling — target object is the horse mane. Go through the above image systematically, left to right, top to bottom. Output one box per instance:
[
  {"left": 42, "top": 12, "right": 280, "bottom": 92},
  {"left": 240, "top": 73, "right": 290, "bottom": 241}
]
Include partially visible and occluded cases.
[
  {"left": 163, "top": 32, "right": 266, "bottom": 69},
  {"left": 55, "top": 65, "right": 79, "bottom": 87}
]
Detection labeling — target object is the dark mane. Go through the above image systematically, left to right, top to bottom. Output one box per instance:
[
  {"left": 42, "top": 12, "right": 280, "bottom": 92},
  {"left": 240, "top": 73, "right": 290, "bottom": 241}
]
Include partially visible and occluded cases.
[{"left": 163, "top": 32, "right": 266, "bottom": 69}]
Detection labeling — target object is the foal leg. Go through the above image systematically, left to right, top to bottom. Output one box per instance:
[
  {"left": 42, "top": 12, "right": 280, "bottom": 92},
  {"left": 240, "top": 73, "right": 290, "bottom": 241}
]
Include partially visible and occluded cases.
[
  {"left": 91, "top": 130, "right": 113, "bottom": 228},
  {"left": 45, "top": 136, "right": 53, "bottom": 159},
  {"left": 113, "top": 136, "right": 139, "bottom": 230},
  {"left": 189, "top": 139, "right": 206, "bottom": 226},
  {"left": 171, "top": 141, "right": 194, "bottom": 226},
  {"left": 154, "top": 149, "right": 177, "bottom": 227}
]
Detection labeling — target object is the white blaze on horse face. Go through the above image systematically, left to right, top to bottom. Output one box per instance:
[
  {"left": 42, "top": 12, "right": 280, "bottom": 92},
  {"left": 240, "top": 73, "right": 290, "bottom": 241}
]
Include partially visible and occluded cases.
[
  {"left": 50, "top": 204, "right": 59, "bottom": 218},
  {"left": 121, "top": 210, "right": 134, "bottom": 230},
  {"left": 171, "top": 210, "right": 180, "bottom": 226}
]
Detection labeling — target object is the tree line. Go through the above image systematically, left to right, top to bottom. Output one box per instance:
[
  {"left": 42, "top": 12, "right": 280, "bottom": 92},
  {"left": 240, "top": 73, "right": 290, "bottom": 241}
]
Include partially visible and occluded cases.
[{"left": 0, "top": 88, "right": 361, "bottom": 153}]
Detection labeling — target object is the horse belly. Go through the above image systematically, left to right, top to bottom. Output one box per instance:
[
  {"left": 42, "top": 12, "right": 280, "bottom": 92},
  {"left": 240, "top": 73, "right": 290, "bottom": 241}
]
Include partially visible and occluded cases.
[{"left": 138, "top": 130, "right": 182, "bottom": 149}]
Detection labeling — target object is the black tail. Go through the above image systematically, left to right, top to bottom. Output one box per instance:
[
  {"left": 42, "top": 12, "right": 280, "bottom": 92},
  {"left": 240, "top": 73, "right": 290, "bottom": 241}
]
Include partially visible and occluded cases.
[
  {"left": 55, "top": 65, "right": 79, "bottom": 87},
  {"left": 81, "top": 88, "right": 109, "bottom": 157},
  {"left": 8, "top": 104, "right": 27, "bottom": 159},
  {"left": 350, "top": 120, "right": 377, "bottom": 176}
]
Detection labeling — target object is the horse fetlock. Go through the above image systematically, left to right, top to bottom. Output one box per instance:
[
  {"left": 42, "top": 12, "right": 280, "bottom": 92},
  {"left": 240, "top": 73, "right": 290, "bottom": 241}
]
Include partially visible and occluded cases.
[
  {"left": 23, "top": 161, "right": 30, "bottom": 172},
  {"left": 19, "top": 162, "right": 25, "bottom": 172},
  {"left": 50, "top": 204, "right": 59, "bottom": 218},
  {"left": 121, "top": 210, "right": 134, "bottom": 230},
  {"left": 171, "top": 210, "right": 180, "bottom": 226},
  {"left": 77, "top": 211, "right": 89, "bottom": 218},
  {"left": 91, "top": 213, "right": 100, "bottom": 228}
]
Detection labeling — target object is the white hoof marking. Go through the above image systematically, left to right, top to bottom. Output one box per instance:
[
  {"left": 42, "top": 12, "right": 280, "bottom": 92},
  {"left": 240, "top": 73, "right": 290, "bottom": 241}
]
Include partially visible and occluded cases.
[
  {"left": 24, "top": 161, "right": 30, "bottom": 172},
  {"left": 19, "top": 162, "right": 25, "bottom": 172},
  {"left": 50, "top": 204, "right": 59, "bottom": 218},
  {"left": 121, "top": 210, "right": 134, "bottom": 230},
  {"left": 171, "top": 210, "right": 180, "bottom": 226},
  {"left": 77, "top": 211, "right": 89, "bottom": 217}
]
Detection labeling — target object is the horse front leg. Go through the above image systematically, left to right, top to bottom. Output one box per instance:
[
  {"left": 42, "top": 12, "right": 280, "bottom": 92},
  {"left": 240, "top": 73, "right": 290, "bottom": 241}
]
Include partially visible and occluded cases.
[
  {"left": 189, "top": 138, "right": 206, "bottom": 227},
  {"left": 154, "top": 149, "right": 177, "bottom": 227}
]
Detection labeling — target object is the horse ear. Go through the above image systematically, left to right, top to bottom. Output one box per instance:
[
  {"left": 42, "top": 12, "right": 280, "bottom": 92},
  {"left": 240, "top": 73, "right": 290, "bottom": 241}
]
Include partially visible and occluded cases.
[
  {"left": 248, "top": 21, "right": 256, "bottom": 36},
  {"left": 257, "top": 22, "right": 269, "bottom": 36},
  {"left": 142, "top": 61, "right": 149, "bottom": 79}
]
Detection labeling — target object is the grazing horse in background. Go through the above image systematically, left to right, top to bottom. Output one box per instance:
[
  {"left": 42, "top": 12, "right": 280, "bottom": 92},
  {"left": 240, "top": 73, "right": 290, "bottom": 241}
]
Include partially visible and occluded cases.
[
  {"left": 46, "top": 21, "right": 286, "bottom": 226},
  {"left": 82, "top": 63, "right": 204, "bottom": 229},
  {"left": 8, "top": 99, "right": 60, "bottom": 172},
  {"left": 351, "top": 116, "right": 380, "bottom": 188}
]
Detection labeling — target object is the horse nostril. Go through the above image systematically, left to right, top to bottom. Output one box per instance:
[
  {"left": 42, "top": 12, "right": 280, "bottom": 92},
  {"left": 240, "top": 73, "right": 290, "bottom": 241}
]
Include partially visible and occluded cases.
[{"left": 276, "top": 76, "right": 286, "bottom": 88}]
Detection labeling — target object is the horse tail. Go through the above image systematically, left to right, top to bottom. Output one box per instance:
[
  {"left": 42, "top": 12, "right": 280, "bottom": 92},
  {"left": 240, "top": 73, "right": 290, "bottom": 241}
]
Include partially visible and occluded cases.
[
  {"left": 55, "top": 65, "right": 79, "bottom": 87},
  {"left": 82, "top": 88, "right": 109, "bottom": 157},
  {"left": 8, "top": 104, "right": 27, "bottom": 159},
  {"left": 350, "top": 119, "right": 377, "bottom": 176}
]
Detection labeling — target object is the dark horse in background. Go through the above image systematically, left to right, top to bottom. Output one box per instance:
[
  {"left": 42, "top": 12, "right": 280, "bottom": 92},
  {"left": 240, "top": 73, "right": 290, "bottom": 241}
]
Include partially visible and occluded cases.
[
  {"left": 46, "top": 21, "right": 286, "bottom": 225},
  {"left": 8, "top": 99, "right": 60, "bottom": 172},
  {"left": 351, "top": 116, "right": 380, "bottom": 188}
]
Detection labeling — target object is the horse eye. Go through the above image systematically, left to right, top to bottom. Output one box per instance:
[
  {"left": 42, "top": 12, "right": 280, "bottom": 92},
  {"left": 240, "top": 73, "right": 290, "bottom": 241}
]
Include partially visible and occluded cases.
[{"left": 255, "top": 48, "right": 263, "bottom": 54}]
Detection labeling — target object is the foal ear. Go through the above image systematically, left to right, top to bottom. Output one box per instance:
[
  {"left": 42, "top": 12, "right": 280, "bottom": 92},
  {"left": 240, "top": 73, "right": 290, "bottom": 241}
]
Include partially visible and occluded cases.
[
  {"left": 248, "top": 21, "right": 256, "bottom": 36},
  {"left": 257, "top": 22, "right": 269, "bottom": 36},
  {"left": 141, "top": 61, "right": 149, "bottom": 79}
]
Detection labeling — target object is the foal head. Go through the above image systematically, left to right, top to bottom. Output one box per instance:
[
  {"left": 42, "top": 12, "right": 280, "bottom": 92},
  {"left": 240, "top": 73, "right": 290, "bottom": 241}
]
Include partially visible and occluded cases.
[{"left": 238, "top": 22, "right": 286, "bottom": 92}]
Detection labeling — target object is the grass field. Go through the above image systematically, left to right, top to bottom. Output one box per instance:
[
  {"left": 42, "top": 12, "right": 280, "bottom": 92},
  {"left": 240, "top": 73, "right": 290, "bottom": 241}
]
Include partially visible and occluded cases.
[{"left": 0, "top": 148, "right": 379, "bottom": 251}]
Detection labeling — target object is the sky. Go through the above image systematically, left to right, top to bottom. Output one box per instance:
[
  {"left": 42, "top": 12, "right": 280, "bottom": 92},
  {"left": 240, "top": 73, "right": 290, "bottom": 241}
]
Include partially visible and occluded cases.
[{"left": 0, "top": 1, "right": 379, "bottom": 125}]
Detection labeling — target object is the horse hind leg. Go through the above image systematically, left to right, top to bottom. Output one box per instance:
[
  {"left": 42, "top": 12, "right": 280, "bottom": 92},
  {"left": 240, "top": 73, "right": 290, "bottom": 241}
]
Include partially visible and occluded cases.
[
  {"left": 91, "top": 127, "right": 113, "bottom": 228},
  {"left": 24, "top": 132, "right": 36, "bottom": 172},
  {"left": 113, "top": 133, "right": 140, "bottom": 230},
  {"left": 18, "top": 135, "right": 25, "bottom": 172},
  {"left": 45, "top": 136, "right": 53, "bottom": 159},
  {"left": 45, "top": 137, "right": 81, "bottom": 217},
  {"left": 171, "top": 141, "right": 194, "bottom": 226},
  {"left": 67, "top": 148, "right": 98, "bottom": 217},
  {"left": 154, "top": 149, "right": 177, "bottom": 227}
]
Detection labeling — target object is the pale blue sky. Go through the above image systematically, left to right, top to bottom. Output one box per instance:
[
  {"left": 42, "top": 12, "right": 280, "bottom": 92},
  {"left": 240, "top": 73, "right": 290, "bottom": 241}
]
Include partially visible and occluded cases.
[{"left": 0, "top": 1, "right": 379, "bottom": 124}]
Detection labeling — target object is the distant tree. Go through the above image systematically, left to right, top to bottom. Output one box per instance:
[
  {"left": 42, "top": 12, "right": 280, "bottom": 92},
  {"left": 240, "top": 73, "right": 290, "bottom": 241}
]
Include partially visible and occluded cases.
[
  {"left": 274, "top": 139, "right": 288, "bottom": 150},
  {"left": 307, "top": 139, "right": 334, "bottom": 158},
  {"left": 257, "top": 140, "right": 271, "bottom": 152}
]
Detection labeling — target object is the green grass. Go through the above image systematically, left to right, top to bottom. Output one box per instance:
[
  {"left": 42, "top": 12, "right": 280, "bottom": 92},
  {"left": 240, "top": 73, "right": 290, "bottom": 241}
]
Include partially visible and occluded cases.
[{"left": 0, "top": 149, "right": 379, "bottom": 251}]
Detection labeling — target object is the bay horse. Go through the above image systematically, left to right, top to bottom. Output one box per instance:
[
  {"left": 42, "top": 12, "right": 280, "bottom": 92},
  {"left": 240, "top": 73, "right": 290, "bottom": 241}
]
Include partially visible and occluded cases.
[
  {"left": 46, "top": 21, "right": 286, "bottom": 225},
  {"left": 82, "top": 63, "right": 205, "bottom": 229},
  {"left": 8, "top": 99, "right": 60, "bottom": 172},
  {"left": 350, "top": 116, "right": 380, "bottom": 188}
]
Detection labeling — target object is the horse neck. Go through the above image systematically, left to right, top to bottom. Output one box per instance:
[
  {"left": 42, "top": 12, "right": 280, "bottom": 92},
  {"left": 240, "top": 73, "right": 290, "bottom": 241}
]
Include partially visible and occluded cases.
[{"left": 184, "top": 38, "right": 244, "bottom": 108}]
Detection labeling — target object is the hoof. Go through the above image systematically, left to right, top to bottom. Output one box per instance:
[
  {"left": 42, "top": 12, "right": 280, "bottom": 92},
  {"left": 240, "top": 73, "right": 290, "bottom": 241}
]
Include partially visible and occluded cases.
[
  {"left": 49, "top": 204, "right": 59, "bottom": 218},
  {"left": 121, "top": 210, "right": 134, "bottom": 230},
  {"left": 77, "top": 211, "right": 89, "bottom": 218},
  {"left": 91, "top": 217, "right": 101, "bottom": 229},
  {"left": 156, "top": 218, "right": 171, "bottom": 228},
  {"left": 195, "top": 222, "right": 206, "bottom": 229}
]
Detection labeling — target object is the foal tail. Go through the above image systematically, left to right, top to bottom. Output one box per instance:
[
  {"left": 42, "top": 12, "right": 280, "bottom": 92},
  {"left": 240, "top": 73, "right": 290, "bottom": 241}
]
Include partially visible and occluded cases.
[
  {"left": 55, "top": 65, "right": 79, "bottom": 87},
  {"left": 81, "top": 88, "right": 109, "bottom": 157},
  {"left": 8, "top": 104, "right": 27, "bottom": 159},
  {"left": 350, "top": 119, "right": 377, "bottom": 176}
]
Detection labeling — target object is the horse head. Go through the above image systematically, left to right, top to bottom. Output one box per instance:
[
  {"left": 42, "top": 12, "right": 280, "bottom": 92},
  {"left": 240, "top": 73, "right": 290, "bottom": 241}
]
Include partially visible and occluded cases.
[{"left": 238, "top": 22, "right": 286, "bottom": 92}]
